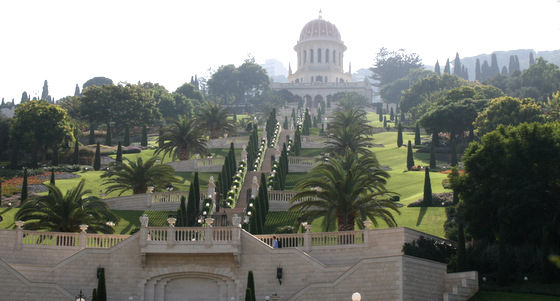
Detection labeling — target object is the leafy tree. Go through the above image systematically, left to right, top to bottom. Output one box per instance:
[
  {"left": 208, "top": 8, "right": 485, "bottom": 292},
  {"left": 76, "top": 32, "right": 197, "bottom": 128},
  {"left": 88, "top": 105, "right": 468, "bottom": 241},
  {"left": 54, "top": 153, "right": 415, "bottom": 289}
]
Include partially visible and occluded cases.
[
  {"left": 370, "top": 47, "right": 423, "bottom": 87},
  {"left": 520, "top": 57, "right": 560, "bottom": 102},
  {"left": 238, "top": 61, "right": 270, "bottom": 100},
  {"left": 207, "top": 64, "right": 243, "bottom": 104},
  {"left": 400, "top": 74, "right": 466, "bottom": 114},
  {"left": 82, "top": 76, "right": 113, "bottom": 90},
  {"left": 174, "top": 82, "right": 203, "bottom": 102},
  {"left": 334, "top": 92, "right": 370, "bottom": 109},
  {"left": 474, "top": 96, "right": 544, "bottom": 137},
  {"left": 10, "top": 100, "right": 74, "bottom": 164},
  {"left": 196, "top": 101, "right": 236, "bottom": 139},
  {"left": 155, "top": 116, "right": 209, "bottom": 161},
  {"left": 456, "top": 122, "right": 560, "bottom": 246},
  {"left": 105, "top": 123, "right": 112, "bottom": 146},
  {"left": 123, "top": 126, "right": 130, "bottom": 146},
  {"left": 450, "top": 139, "right": 458, "bottom": 167},
  {"left": 73, "top": 140, "right": 79, "bottom": 165},
  {"left": 406, "top": 140, "right": 414, "bottom": 171},
  {"left": 93, "top": 142, "right": 101, "bottom": 171},
  {"left": 429, "top": 142, "right": 436, "bottom": 169},
  {"left": 290, "top": 150, "right": 399, "bottom": 231},
  {"left": 101, "top": 157, "right": 179, "bottom": 195},
  {"left": 423, "top": 167, "right": 432, "bottom": 206},
  {"left": 15, "top": 179, "right": 118, "bottom": 233}
]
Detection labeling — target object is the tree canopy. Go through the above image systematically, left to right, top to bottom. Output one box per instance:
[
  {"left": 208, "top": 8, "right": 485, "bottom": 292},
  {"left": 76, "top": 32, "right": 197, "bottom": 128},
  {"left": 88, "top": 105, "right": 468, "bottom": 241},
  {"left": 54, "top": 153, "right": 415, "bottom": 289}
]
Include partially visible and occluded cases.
[{"left": 370, "top": 48, "right": 423, "bottom": 87}]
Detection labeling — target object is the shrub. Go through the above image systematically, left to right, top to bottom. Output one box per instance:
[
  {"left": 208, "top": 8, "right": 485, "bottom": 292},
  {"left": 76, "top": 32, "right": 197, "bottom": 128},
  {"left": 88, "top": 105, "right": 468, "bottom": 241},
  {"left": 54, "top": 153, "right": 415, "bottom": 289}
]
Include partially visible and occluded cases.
[
  {"left": 122, "top": 146, "right": 141, "bottom": 154},
  {"left": 402, "top": 236, "right": 456, "bottom": 264}
]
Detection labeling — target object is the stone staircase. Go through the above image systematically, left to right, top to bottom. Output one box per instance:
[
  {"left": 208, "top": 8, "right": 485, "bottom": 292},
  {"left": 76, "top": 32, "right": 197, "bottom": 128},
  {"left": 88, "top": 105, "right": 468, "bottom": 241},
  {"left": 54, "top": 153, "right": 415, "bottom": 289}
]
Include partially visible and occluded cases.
[{"left": 443, "top": 271, "right": 479, "bottom": 301}]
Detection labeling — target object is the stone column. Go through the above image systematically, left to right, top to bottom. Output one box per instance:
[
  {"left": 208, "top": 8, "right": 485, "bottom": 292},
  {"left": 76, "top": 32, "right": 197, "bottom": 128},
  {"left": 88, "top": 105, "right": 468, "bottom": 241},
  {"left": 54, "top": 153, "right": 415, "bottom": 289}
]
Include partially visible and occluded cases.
[
  {"left": 251, "top": 176, "right": 258, "bottom": 198},
  {"left": 139, "top": 214, "right": 149, "bottom": 248},
  {"left": 363, "top": 221, "right": 373, "bottom": 247}
]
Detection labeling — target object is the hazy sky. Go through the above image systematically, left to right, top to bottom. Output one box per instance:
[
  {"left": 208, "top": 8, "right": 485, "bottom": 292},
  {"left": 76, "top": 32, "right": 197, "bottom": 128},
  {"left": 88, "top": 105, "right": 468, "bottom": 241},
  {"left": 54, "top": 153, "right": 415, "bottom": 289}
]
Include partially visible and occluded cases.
[{"left": 1, "top": 0, "right": 559, "bottom": 103}]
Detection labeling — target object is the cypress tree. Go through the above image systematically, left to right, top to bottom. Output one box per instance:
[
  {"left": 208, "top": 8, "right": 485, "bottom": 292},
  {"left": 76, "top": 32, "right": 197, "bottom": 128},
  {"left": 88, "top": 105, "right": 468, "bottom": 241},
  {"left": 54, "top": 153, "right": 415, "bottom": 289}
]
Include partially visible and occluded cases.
[
  {"left": 529, "top": 52, "right": 535, "bottom": 66},
  {"left": 453, "top": 53, "right": 462, "bottom": 76},
  {"left": 490, "top": 53, "right": 500, "bottom": 78},
  {"left": 443, "top": 59, "right": 451, "bottom": 74},
  {"left": 475, "top": 59, "right": 481, "bottom": 82},
  {"left": 434, "top": 60, "right": 441, "bottom": 76},
  {"left": 481, "top": 60, "right": 490, "bottom": 81},
  {"left": 501, "top": 66, "right": 508, "bottom": 76},
  {"left": 74, "top": 84, "right": 81, "bottom": 97},
  {"left": 389, "top": 107, "right": 394, "bottom": 121},
  {"left": 291, "top": 108, "right": 296, "bottom": 122},
  {"left": 378, "top": 111, "right": 383, "bottom": 122},
  {"left": 283, "top": 116, "right": 288, "bottom": 129},
  {"left": 383, "top": 116, "right": 387, "bottom": 128},
  {"left": 89, "top": 123, "right": 95, "bottom": 145},
  {"left": 105, "top": 123, "right": 112, "bottom": 146},
  {"left": 397, "top": 123, "right": 403, "bottom": 148},
  {"left": 414, "top": 124, "right": 421, "bottom": 145},
  {"left": 141, "top": 125, "right": 148, "bottom": 147},
  {"left": 123, "top": 126, "right": 130, "bottom": 146},
  {"left": 158, "top": 127, "right": 164, "bottom": 148},
  {"left": 451, "top": 139, "right": 458, "bottom": 167},
  {"left": 73, "top": 140, "right": 79, "bottom": 165},
  {"left": 406, "top": 140, "right": 414, "bottom": 171},
  {"left": 93, "top": 142, "right": 101, "bottom": 171},
  {"left": 116, "top": 142, "right": 123, "bottom": 163},
  {"left": 429, "top": 142, "right": 436, "bottom": 169},
  {"left": 229, "top": 143, "right": 237, "bottom": 178},
  {"left": 21, "top": 167, "right": 28, "bottom": 203},
  {"left": 50, "top": 167, "right": 55, "bottom": 186},
  {"left": 423, "top": 167, "right": 432, "bottom": 206},
  {"left": 193, "top": 172, "right": 200, "bottom": 218},
  {"left": 260, "top": 173, "right": 269, "bottom": 216},
  {"left": 186, "top": 183, "right": 196, "bottom": 226},
  {"left": 178, "top": 195, "right": 188, "bottom": 227},
  {"left": 97, "top": 267, "right": 107, "bottom": 301},
  {"left": 247, "top": 271, "right": 256, "bottom": 301},
  {"left": 92, "top": 288, "right": 98, "bottom": 301},
  {"left": 245, "top": 288, "right": 253, "bottom": 301}
]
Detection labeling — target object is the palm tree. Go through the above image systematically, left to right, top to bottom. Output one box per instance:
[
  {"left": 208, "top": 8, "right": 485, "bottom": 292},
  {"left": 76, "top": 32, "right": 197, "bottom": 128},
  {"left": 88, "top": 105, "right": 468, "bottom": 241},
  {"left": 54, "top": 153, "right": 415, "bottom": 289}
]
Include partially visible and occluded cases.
[
  {"left": 196, "top": 101, "right": 237, "bottom": 139},
  {"left": 328, "top": 107, "right": 372, "bottom": 132},
  {"left": 155, "top": 115, "right": 209, "bottom": 161},
  {"left": 325, "top": 124, "right": 374, "bottom": 155},
  {"left": 289, "top": 150, "right": 400, "bottom": 231},
  {"left": 101, "top": 157, "right": 179, "bottom": 195},
  {"left": 15, "top": 180, "right": 118, "bottom": 233}
]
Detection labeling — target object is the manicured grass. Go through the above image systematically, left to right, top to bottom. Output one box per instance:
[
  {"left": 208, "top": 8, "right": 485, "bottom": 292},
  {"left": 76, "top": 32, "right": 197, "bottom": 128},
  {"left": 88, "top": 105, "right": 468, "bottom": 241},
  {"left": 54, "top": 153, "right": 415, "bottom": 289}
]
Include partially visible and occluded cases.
[
  {"left": 0, "top": 207, "right": 18, "bottom": 229},
  {"left": 112, "top": 210, "right": 144, "bottom": 234},
  {"left": 264, "top": 211, "right": 303, "bottom": 233},
  {"left": 470, "top": 291, "right": 560, "bottom": 300}
]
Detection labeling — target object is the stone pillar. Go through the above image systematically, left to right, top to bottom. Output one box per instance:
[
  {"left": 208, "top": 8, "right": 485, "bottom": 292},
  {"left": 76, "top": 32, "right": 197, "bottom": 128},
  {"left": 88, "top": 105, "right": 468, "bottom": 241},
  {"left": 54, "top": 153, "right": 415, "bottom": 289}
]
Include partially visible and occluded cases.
[
  {"left": 241, "top": 145, "right": 247, "bottom": 162},
  {"left": 208, "top": 176, "right": 216, "bottom": 202},
  {"left": 251, "top": 176, "right": 258, "bottom": 198},
  {"left": 140, "top": 214, "right": 149, "bottom": 247},
  {"left": 167, "top": 218, "right": 176, "bottom": 248},
  {"left": 15, "top": 221, "right": 24, "bottom": 250},
  {"left": 363, "top": 221, "right": 373, "bottom": 246},
  {"left": 303, "top": 222, "right": 312, "bottom": 253},
  {"left": 79, "top": 224, "right": 88, "bottom": 249}
]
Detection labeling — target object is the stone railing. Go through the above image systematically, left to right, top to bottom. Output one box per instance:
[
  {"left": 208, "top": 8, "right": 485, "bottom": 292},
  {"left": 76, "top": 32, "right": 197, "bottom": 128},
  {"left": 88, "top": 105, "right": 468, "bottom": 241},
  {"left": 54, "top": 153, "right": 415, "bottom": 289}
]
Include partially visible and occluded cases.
[
  {"left": 288, "top": 156, "right": 315, "bottom": 166},
  {"left": 151, "top": 190, "right": 189, "bottom": 203},
  {"left": 267, "top": 190, "right": 316, "bottom": 211},
  {"left": 13, "top": 222, "right": 130, "bottom": 250},
  {"left": 255, "top": 230, "right": 364, "bottom": 250}
]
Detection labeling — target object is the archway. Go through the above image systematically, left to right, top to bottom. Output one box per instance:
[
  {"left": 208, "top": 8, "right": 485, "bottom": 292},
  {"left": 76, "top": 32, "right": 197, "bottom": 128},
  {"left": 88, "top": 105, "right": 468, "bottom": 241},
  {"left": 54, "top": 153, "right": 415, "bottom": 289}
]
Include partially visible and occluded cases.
[{"left": 313, "top": 95, "right": 324, "bottom": 108}]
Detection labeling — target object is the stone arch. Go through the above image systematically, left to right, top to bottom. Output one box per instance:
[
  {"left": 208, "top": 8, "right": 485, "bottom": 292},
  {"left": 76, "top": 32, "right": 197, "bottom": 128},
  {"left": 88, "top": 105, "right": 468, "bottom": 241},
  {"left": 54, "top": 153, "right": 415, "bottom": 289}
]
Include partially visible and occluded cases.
[
  {"left": 303, "top": 95, "right": 313, "bottom": 108},
  {"left": 313, "top": 95, "right": 324, "bottom": 108},
  {"left": 142, "top": 265, "right": 239, "bottom": 301}
]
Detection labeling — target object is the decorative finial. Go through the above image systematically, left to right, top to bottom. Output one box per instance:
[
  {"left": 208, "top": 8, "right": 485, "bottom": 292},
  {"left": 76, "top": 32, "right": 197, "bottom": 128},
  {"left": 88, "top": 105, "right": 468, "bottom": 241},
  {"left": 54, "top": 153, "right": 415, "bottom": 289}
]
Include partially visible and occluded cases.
[{"left": 319, "top": 9, "right": 322, "bottom": 20}]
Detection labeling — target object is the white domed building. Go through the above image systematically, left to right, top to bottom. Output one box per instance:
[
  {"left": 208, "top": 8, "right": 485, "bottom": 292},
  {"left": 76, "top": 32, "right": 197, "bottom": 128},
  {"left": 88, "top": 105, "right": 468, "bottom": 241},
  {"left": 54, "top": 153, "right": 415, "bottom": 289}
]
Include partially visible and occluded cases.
[{"left": 271, "top": 12, "right": 373, "bottom": 107}]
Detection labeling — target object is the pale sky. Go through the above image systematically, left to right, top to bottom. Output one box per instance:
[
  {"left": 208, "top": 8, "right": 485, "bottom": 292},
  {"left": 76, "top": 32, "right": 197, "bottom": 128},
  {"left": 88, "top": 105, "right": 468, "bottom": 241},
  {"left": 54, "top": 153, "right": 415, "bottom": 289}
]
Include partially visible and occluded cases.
[{"left": 0, "top": 0, "right": 559, "bottom": 103}]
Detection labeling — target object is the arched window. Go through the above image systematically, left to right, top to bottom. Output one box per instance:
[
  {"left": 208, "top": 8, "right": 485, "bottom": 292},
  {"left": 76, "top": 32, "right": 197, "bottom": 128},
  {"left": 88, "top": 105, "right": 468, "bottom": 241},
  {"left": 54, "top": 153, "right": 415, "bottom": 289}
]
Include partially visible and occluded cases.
[
  {"left": 318, "top": 48, "right": 322, "bottom": 63},
  {"left": 310, "top": 49, "right": 314, "bottom": 63},
  {"left": 326, "top": 49, "right": 329, "bottom": 63},
  {"left": 304, "top": 50, "right": 307, "bottom": 64},
  {"left": 333, "top": 50, "right": 336, "bottom": 64},
  {"left": 339, "top": 53, "right": 342, "bottom": 66},
  {"left": 316, "top": 75, "right": 323, "bottom": 82},
  {"left": 325, "top": 76, "right": 328, "bottom": 82}
]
